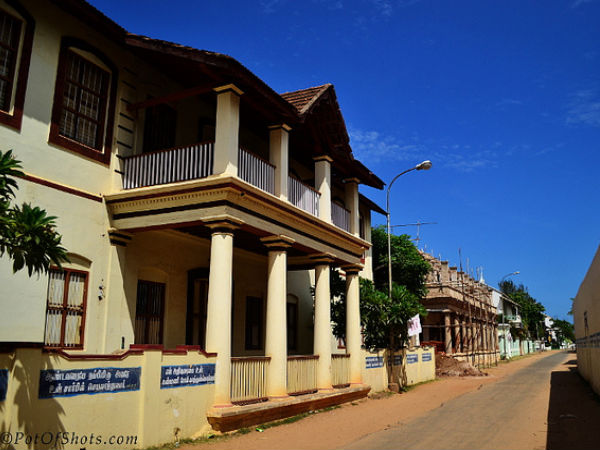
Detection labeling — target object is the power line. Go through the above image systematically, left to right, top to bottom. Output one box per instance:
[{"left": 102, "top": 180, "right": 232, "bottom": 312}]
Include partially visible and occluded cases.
[{"left": 390, "top": 221, "right": 437, "bottom": 248}]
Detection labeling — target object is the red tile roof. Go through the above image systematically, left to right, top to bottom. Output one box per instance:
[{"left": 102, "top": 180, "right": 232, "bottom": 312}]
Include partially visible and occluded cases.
[{"left": 280, "top": 84, "right": 331, "bottom": 115}]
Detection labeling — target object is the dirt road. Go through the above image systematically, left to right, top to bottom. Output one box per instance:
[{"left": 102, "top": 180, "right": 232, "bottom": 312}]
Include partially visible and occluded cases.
[{"left": 185, "top": 351, "right": 600, "bottom": 450}]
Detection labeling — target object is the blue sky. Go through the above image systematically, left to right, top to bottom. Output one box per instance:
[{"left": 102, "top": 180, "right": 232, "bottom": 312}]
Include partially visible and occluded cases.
[{"left": 89, "top": 0, "right": 600, "bottom": 321}]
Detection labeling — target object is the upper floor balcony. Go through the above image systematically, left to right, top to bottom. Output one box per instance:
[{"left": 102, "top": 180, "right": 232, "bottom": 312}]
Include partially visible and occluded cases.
[{"left": 113, "top": 83, "right": 370, "bottom": 236}]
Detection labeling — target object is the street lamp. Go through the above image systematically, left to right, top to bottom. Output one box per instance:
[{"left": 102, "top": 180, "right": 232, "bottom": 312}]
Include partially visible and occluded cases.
[
  {"left": 386, "top": 160, "right": 432, "bottom": 299},
  {"left": 500, "top": 271, "right": 520, "bottom": 284}
]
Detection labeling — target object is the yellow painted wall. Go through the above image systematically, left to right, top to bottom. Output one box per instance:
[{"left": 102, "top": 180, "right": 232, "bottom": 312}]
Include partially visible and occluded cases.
[
  {"left": 0, "top": 0, "right": 197, "bottom": 346},
  {"left": 574, "top": 245, "right": 600, "bottom": 395},
  {"left": 0, "top": 347, "right": 216, "bottom": 449},
  {"left": 360, "top": 347, "right": 435, "bottom": 392}
]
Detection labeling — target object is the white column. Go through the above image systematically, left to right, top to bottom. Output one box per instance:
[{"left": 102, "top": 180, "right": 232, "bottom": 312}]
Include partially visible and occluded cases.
[
  {"left": 213, "top": 84, "right": 243, "bottom": 176},
  {"left": 269, "top": 124, "right": 290, "bottom": 201},
  {"left": 314, "top": 155, "right": 332, "bottom": 223},
  {"left": 344, "top": 178, "right": 360, "bottom": 236},
  {"left": 205, "top": 220, "right": 239, "bottom": 407},
  {"left": 262, "top": 235, "right": 294, "bottom": 398},
  {"left": 313, "top": 257, "right": 333, "bottom": 390},
  {"left": 344, "top": 266, "right": 362, "bottom": 384}
]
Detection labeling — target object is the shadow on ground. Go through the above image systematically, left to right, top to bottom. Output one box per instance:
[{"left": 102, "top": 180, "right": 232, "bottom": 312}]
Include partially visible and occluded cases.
[{"left": 546, "top": 353, "right": 600, "bottom": 450}]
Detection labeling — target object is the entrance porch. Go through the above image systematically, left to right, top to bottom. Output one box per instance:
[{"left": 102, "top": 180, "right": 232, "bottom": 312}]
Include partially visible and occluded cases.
[{"left": 106, "top": 217, "right": 367, "bottom": 420}]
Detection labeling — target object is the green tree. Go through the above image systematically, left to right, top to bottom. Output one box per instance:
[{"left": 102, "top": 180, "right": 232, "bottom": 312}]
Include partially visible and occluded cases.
[
  {"left": 0, "top": 150, "right": 68, "bottom": 275},
  {"left": 328, "top": 226, "right": 430, "bottom": 390},
  {"left": 330, "top": 226, "right": 430, "bottom": 348},
  {"left": 371, "top": 226, "right": 429, "bottom": 297},
  {"left": 359, "top": 279, "right": 426, "bottom": 352},
  {"left": 499, "top": 280, "right": 546, "bottom": 341},
  {"left": 552, "top": 318, "right": 574, "bottom": 344}
]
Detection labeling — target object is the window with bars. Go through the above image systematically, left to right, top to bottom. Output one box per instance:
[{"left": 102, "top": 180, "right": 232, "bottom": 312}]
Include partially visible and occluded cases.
[
  {"left": 0, "top": 10, "right": 21, "bottom": 112},
  {"left": 49, "top": 39, "right": 116, "bottom": 164},
  {"left": 58, "top": 50, "right": 109, "bottom": 150},
  {"left": 44, "top": 268, "right": 88, "bottom": 348},
  {"left": 134, "top": 280, "right": 165, "bottom": 345}
]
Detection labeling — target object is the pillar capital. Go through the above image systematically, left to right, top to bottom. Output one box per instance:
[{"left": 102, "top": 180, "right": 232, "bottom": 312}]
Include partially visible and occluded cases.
[
  {"left": 214, "top": 83, "right": 244, "bottom": 96},
  {"left": 268, "top": 123, "right": 292, "bottom": 132},
  {"left": 313, "top": 154, "right": 333, "bottom": 163},
  {"left": 343, "top": 177, "right": 360, "bottom": 184},
  {"left": 204, "top": 217, "right": 244, "bottom": 233},
  {"left": 108, "top": 228, "right": 133, "bottom": 247},
  {"left": 260, "top": 235, "right": 295, "bottom": 250},
  {"left": 309, "top": 253, "right": 335, "bottom": 265},
  {"left": 342, "top": 264, "right": 363, "bottom": 275}
]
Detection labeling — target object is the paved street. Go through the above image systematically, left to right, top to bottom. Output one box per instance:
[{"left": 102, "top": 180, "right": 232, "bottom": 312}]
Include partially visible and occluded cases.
[
  {"left": 188, "top": 351, "right": 600, "bottom": 450},
  {"left": 344, "top": 352, "right": 599, "bottom": 450}
]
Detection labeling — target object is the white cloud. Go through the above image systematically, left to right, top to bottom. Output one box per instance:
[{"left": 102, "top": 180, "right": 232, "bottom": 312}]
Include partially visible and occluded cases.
[
  {"left": 260, "top": 0, "right": 287, "bottom": 13},
  {"left": 366, "top": 0, "right": 423, "bottom": 18},
  {"left": 572, "top": 0, "right": 595, "bottom": 8},
  {"left": 566, "top": 89, "right": 600, "bottom": 127},
  {"left": 496, "top": 98, "right": 523, "bottom": 107},
  {"left": 348, "top": 127, "right": 499, "bottom": 172},
  {"left": 349, "top": 128, "right": 423, "bottom": 163}
]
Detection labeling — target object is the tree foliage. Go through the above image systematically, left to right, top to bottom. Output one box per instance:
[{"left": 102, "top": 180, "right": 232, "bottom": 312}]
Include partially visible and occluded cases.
[
  {"left": 0, "top": 150, "right": 68, "bottom": 275},
  {"left": 329, "top": 226, "right": 430, "bottom": 350},
  {"left": 371, "top": 226, "right": 430, "bottom": 297},
  {"left": 359, "top": 279, "right": 426, "bottom": 352},
  {"left": 499, "top": 280, "right": 546, "bottom": 340},
  {"left": 552, "top": 318, "right": 575, "bottom": 344}
]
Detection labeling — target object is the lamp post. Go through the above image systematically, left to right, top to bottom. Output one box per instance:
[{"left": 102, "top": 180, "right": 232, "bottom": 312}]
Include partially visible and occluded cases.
[
  {"left": 386, "top": 160, "right": 432, "bottom": 300},
  {"left": 500, "top": 271, "right": 520, "bottom": 285}
]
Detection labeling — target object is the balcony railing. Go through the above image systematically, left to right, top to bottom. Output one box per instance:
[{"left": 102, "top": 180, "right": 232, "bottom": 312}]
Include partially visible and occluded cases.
[
  {"left": 120, "top": 142, "right": 214, "bottom": 189},
  {"left": 238, "top": 147, "right": 275, "bottom": 194},
  {"left": 288, "top": 176, "right": 320, "bottom": 217},
  {"left": 331, "top": 202, "right": 350, "bottom": 232},
  {"left": 331, "top": 354, "right": 350, "bottom": 387},
  {"left": 287, "top": 355, "right": 318, "bottom": 395},
  {"left": 230, "top": 356, "right": 269, "bottom": 404}
]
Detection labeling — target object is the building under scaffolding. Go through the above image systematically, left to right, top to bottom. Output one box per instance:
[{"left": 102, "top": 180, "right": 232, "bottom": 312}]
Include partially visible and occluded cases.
[{"left": 420, "top": 253, "right": 499, "bottom": 367}]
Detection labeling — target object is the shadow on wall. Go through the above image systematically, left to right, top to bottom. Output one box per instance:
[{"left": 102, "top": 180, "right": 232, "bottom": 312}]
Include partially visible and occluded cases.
[
  {"left": 2, "top": 350, "right": 66, "bottom": 450},
  {"left": 546, "top": 354, "right": 600, "bottom": 450}
]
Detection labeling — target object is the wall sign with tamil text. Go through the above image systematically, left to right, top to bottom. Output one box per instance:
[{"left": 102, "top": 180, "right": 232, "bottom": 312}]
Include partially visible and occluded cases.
[
  {"left": 422, "top": 352, "right": 432, "bottom": 362},
  {"left": 406, "top": 354, "right": 418, "bottom": 364},
  {"left": 365, "top": 356, "right": 384, "bottom": 369},
  {"left": 160, "top": 364, "right": 215, "bottom": 389},
  {"left": 39, "top": 367, "right": 141, "bottom": 398}
]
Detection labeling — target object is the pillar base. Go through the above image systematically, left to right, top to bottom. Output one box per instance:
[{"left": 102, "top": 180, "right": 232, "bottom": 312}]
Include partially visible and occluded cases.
[
  {"left": 317, "top": 387, "right": 335, "bottom": 393},
  {"left": 212, "top": 403, "right": 235, "bottom": 409}
]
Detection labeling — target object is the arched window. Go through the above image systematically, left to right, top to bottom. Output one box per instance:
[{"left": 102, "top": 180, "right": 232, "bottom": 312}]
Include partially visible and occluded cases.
[
  {"left": 0, "top": 0, "right": 34, "bottom": 130},
  {"left": 49, "top": 37, "right": 117, "bottom": 164}
]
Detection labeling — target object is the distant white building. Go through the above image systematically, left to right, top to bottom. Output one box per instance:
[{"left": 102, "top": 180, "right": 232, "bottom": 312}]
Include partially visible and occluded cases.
[{"left": 491, "top": 288, "right": 523, "bottom": 358}]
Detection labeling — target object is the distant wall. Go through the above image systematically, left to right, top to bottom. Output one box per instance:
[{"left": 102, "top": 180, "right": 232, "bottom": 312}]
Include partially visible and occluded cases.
[
  {"left": 574, "top": 245, "right": 600, "bottom": 395},
  {"left": 361, "top": 347, "right": 436, "bottom": 392}
]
